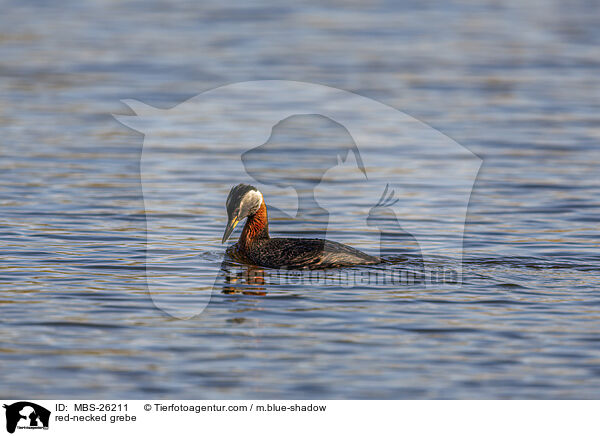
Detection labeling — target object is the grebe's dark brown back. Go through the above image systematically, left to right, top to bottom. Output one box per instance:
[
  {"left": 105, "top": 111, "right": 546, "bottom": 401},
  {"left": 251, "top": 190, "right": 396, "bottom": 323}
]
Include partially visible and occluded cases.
[{"left": 221, "top": 184, "right": 380, "bottom": 269}]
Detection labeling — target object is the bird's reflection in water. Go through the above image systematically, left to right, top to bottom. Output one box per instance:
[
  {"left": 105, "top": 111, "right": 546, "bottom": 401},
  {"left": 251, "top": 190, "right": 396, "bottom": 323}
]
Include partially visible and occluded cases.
[{"left": 220, "top": 262, "right": 268, "bottom": 296}]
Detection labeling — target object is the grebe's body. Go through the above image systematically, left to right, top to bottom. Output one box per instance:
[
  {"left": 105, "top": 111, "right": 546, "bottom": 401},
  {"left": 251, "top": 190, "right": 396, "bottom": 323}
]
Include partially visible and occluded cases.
[{"left": 222, "top": 184, "right": 380, "bottom": 269}]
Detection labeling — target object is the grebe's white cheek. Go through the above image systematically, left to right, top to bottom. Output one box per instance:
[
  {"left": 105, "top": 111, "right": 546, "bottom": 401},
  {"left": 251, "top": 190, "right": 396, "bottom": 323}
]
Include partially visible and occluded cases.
[
  {"left": 239, "top": 189, "right": 263, "bottom": 216},
  {"left": 246, "top": 190, "right": 263, "bottom": 207}
]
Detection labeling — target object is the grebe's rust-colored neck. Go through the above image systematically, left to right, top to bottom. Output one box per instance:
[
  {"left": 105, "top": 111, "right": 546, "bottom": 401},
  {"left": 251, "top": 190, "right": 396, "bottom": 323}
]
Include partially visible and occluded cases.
[{"left": 238, "top": 201, "right": 269, "bottom": 252}]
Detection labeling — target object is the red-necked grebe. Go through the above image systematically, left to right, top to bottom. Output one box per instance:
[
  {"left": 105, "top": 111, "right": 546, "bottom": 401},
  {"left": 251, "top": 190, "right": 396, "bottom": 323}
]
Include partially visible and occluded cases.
[{"left": 221, "top": 184, "right": 381, "bottom": 269}]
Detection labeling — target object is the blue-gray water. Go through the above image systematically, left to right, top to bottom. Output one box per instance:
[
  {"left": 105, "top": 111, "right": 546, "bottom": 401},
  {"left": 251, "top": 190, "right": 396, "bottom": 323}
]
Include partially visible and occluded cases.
[{"left": 1, "top": 0, "right": 599, "bottom": 399}]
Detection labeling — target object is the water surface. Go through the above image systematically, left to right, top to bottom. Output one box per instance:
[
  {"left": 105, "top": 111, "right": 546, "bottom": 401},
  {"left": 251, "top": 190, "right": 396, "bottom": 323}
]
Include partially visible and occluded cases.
[{"left": 1, "top": 0, "right": 599, "bottom": 399}]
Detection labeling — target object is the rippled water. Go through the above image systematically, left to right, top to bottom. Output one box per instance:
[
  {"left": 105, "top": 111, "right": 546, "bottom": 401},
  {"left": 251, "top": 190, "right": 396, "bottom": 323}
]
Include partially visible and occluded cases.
[{"left": 1, "top": 0, "right": 600, "bottom": 399}]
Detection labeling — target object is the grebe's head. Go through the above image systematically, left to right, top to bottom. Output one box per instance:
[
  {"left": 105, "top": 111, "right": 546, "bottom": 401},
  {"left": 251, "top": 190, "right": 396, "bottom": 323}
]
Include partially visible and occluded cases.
[{"left": 222, "top": 184, "right": 263, "bottom": 243}]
